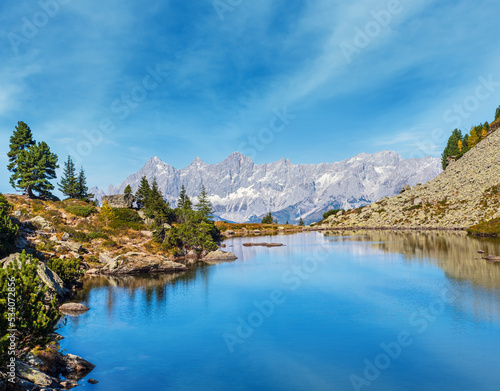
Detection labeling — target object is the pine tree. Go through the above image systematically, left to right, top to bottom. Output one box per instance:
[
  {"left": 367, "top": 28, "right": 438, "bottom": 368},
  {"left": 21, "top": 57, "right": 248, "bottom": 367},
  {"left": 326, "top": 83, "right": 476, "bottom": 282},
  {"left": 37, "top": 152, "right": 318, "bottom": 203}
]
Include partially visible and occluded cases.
[
  {"left": 495, "top": 106, "right": 500, "bottom": 120},
  {"left": 7, "top": 121, "right": 36, "bottom": 189},
  {"left": 441, "top": 129, "right": 462, "bottom": 170},
  {"left": 11, "top": 141, "right": 58, "bottom": 198},
  {"left": 58, "top": 156, "right": 78, "bottom": 199},
  {"left": 77, "top": 167, "right": 92, "bottom": 201},
  {"left": 135, "top": 176, "right": 151, "bottom": 209},
  {"left": 124, "top": 184, "right": 132, "bottom": 195},
  {"left": 177, "top": 185, "right": 192, "bottom": 210},
  {"left": 196, "top": 185, "right": 213, "bottom": 221},
  {"left": 261, "top": 212, "right": 274, "bottom": 224},
  {"left": 298, "top": 217, "right": 305, "bottom": 226}
]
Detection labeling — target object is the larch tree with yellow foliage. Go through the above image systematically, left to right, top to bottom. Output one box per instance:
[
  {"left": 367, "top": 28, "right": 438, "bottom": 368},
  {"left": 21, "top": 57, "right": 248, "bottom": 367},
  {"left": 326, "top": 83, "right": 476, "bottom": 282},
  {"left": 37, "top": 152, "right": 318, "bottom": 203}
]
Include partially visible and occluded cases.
[
  {"left": 468, "top": 128, "right": 479, "bottom": 148},
  {"left": 458, "top": 139, "right": 463, "bottom": 152},
  {"left": 100, "top": 200, "right": 114, "bottom": 227}
]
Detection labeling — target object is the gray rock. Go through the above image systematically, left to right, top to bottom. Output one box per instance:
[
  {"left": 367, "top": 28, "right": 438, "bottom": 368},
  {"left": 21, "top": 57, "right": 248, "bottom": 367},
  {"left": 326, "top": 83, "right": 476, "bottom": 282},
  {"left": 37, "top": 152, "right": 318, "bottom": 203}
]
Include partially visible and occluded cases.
[
  {"left": 102, "top": 194, "right": 134, "bottom": 208},
  {"left": 28, "top": 216, "right": 53, "bottom": 231},
  {"left": 61, "top": 232, "right": 70, "bottom": 241},
  {"left": 62, "top": 242, "right": 83, "bottom": 253},
  {"left": 202, "top": 250, "right": 238, "bottom": 262},
  {"left": 1, "top": 252, "right": 21, "bottom": 268},
  {"left": 99, "top": 252, "right": 114, "bottom": 264},
  {"left": 102, "top": 252, "right": 187, "bottom": 274},
  {"left": 37, "top": 262, "right": 69, "bottom": 297},
  {"left": 59, "top": 303, "right": 90, "bottom": 315},
  {"left": 24, "top": 352, "right": 45, "bottom": 369},
  {"left": 60, "top": 354, "right": 95, "bottom": 380},
  {"left": 15, "top": 360, "right": 59, "bottom": 388}
]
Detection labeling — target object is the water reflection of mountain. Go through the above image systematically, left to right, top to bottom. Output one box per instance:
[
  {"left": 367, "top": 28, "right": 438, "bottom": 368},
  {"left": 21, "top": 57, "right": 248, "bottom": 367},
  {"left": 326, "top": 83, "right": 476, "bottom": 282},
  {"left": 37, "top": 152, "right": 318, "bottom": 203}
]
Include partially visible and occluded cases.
[{"left": 325, "top": 230, "right": 500, "bottom": 291}]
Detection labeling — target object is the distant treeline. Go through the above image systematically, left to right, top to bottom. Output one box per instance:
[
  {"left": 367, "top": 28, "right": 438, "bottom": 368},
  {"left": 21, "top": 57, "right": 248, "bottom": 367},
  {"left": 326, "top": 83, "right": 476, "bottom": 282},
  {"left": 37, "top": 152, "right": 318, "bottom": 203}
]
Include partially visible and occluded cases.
[{"left": 442, "top": 105, "right": 500, "bottom": 169}]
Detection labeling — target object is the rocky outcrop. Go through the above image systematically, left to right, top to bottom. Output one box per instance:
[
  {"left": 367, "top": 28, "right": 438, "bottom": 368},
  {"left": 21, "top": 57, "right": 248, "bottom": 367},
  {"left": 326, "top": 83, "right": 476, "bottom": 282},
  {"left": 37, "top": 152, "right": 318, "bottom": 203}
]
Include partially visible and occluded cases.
[
  {"left": 318, "top": 129, "right": 500, "bottom": 230},
  {"left": 102, "top": 194, "right": 134, "bottom": 208},
  {"left": 101, "top": 252, "right": 187, "bottom": 274},
  {"left": 2, "top": 254, "right": 69, "bottom": 297},
  {"left": 36, "top": 262, "right": 69, "bottom": 297},
  {"left": 60, "top": 354, "right": 96, "bottom": 380},
  {"left": 15, "top": 360, "right": 59, "bottom": 388}
]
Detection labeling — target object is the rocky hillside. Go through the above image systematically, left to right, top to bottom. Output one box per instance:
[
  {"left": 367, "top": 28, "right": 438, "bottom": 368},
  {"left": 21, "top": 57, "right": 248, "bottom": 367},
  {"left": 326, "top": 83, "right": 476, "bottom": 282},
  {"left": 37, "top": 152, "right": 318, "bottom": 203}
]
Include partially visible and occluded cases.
[
  {"left": 317, "top": 125, "right": 500, "bottom": 230},
  {"left": 95, "top": 151, "right": 441, "bottom": 224}
]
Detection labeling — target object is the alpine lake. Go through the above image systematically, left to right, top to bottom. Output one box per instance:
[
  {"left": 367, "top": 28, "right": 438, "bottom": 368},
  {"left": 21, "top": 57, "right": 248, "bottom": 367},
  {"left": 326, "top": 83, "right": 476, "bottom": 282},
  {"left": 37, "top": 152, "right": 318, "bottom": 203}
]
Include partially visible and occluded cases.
[{"left": 58, "top": 231, "right": 500, "bottom": 391}]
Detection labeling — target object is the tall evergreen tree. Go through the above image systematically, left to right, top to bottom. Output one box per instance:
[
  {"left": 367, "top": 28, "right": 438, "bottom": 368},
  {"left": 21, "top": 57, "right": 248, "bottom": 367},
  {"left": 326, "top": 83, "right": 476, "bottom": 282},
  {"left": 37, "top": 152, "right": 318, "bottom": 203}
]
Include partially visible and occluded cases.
[
  {"left": 495, "top": 106, "right": 500, "bottom": 120},
  {"left": 7, "top": 121, "right": 36, "bottom": 188},
  {"left": 441, "top": 129, "right": 462, "bottom": 170},
  {"left": 11, "top": 141, "right": 58, "bottom": 198},
  {"left": 58, "top": 156, "right": 78, "bottom": 199},
  {"left": 77, "top": 167, "right": 92, "bottom": 201},
  {"left": 135, "top": 176, "right": 151, "bottom": 209},
  {"left": 124, "top": 184, "right": 132, "bottom": 195},
  {"left": 177, "top": 185, "right": 192, "bottom": 210},
  {"left": 196, "top": 185, "right": 213, "bottom": 221},
  {"left": 298, "top": 217, "right": 305, "bottom": 226}
]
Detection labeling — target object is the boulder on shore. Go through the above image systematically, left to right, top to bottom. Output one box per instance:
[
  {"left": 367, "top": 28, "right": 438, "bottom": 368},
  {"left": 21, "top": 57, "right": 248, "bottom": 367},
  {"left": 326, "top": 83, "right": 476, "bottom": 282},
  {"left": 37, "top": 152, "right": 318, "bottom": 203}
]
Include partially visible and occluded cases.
[
  {"left": 102, "top": 252, "right": 188, "bottom": 275},
  {"left": 60, "top": 354, "right": 96, "bottom": 380},
  {"left": 15, "top": 360, "right": 59, "bottom": 388}
]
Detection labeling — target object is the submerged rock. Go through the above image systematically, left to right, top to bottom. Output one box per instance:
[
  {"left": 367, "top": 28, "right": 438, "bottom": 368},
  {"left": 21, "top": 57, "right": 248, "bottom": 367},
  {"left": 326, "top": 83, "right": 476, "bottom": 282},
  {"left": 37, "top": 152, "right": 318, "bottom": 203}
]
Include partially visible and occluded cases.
[
  {"left": 242, "top": 242, "right": 284, "bottom": 247},
  {"left": 59, "top": 303, "right": 90, "bottom": 316}
]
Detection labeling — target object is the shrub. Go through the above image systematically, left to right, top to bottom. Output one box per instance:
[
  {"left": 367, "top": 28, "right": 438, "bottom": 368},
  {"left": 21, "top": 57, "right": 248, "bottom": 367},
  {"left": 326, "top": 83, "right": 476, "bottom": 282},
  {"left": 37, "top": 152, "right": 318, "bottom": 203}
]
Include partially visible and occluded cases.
[
  {"left": 0, "top": 194, "right": 18, "bottom": 257},
  {"left": 65, "top": 204, "right": 97, "bottom": 217},
  {"left": 109, "top": 208, "right": 144, "bottom": 231},
  {"left": 323, "top": 209, "right": 344, "bottom": 219},
  {"left": 467, "top": 219, "right": 500, "bottom": 237},
  {"left": 0, "top": 252, "right": 59, "bottom": 366},
  {"left": 47, "top": 258, "right": 83, "bottom": 284}
]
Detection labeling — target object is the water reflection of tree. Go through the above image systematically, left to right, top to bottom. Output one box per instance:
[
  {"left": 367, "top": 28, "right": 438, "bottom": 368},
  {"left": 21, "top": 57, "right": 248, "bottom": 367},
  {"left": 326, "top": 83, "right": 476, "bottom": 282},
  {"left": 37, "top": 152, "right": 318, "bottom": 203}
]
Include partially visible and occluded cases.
[
  {"left": 325, "top": 231, "right": 500, "bottom": 290},
  {"left": 325, "top": 231, "right": 500, "bottom": 323},
  {"left": 71, "top": 267, "right": 206, "bottom": 319}
]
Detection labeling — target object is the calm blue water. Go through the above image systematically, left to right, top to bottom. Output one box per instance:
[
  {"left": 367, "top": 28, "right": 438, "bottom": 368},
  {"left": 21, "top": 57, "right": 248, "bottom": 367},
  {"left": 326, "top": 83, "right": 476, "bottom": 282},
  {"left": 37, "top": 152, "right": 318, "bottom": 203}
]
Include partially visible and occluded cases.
[{"left": 59, "top": 232, "right": 500, "bottom": 391}]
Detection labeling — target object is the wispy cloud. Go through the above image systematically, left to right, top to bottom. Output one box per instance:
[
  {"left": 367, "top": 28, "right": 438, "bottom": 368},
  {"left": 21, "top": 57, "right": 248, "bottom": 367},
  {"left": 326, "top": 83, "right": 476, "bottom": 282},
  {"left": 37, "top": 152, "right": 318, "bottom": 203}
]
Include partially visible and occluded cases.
[{"left": 0, "top": 0, "right": 499, "bottom": 192}]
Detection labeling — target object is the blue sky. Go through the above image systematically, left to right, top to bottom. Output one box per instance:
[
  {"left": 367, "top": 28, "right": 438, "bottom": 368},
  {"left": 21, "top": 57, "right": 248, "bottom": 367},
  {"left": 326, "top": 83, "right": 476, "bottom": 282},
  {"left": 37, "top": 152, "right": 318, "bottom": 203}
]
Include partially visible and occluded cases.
[{"left": 1, "top": 0, "right": 499, "bottom": 194}]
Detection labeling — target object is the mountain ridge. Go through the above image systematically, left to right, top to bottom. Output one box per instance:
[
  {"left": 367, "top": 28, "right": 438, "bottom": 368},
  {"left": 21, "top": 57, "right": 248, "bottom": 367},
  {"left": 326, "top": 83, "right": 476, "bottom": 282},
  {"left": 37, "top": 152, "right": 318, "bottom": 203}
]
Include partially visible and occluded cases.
[{"left": 93, "top": 151, "right": 442, "bottom": 224}]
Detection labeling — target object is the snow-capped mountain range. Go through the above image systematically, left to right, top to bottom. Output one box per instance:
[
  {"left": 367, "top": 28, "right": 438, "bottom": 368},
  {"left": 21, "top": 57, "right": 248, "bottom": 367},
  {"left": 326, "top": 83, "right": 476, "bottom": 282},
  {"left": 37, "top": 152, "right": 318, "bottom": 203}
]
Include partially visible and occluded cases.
[{"left": 91, "top": 151, "right": 441, "bottom": 224}]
